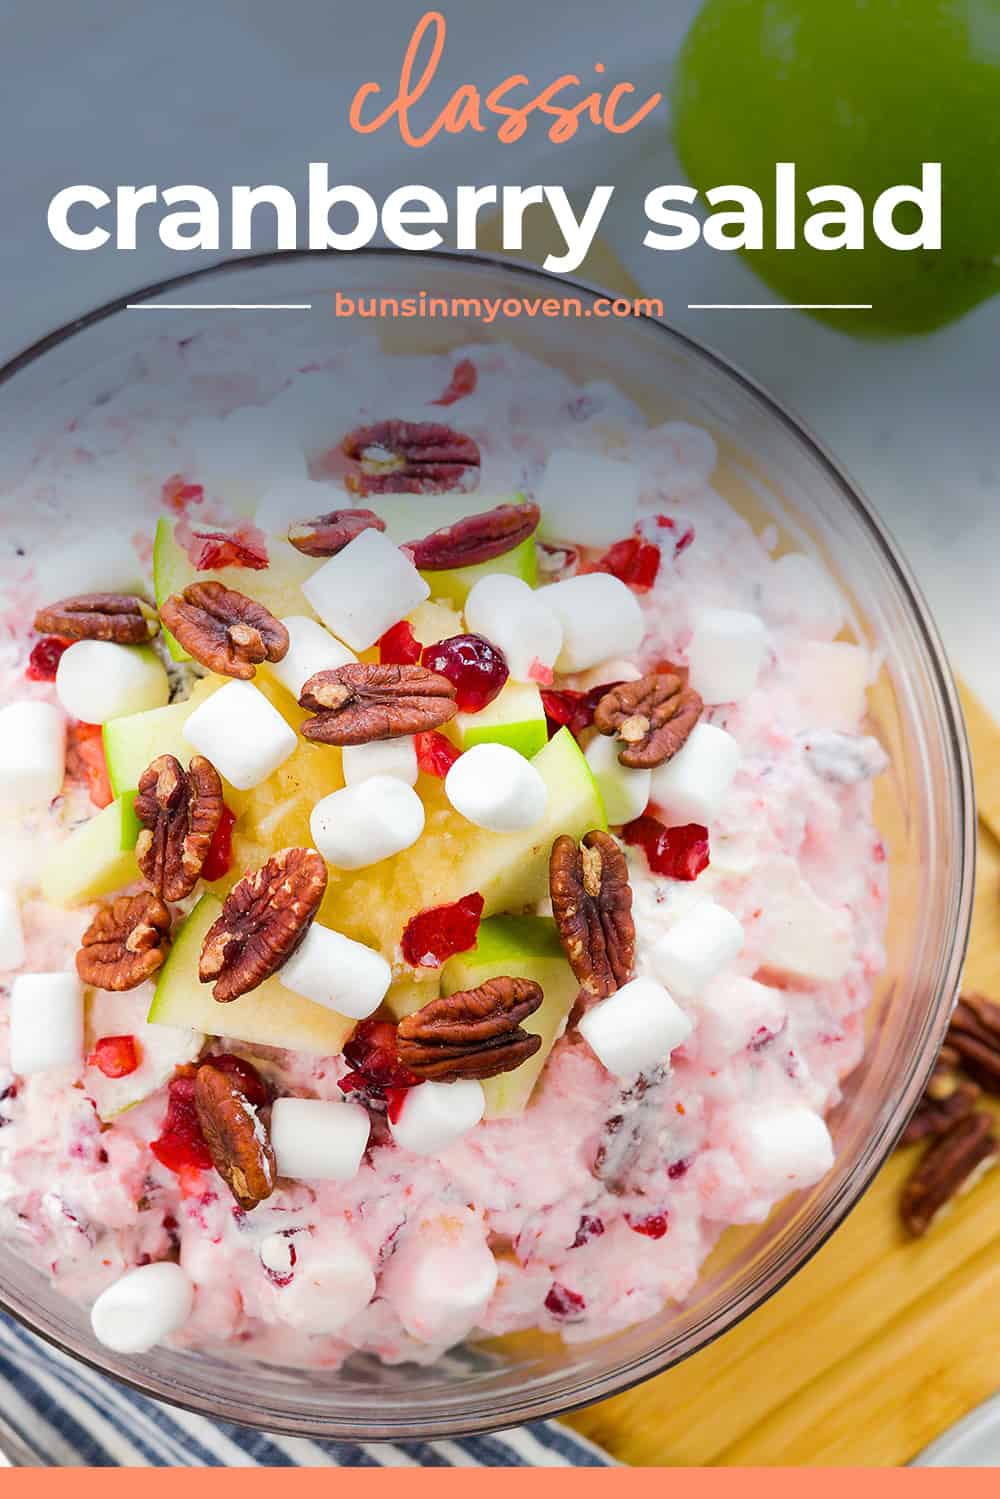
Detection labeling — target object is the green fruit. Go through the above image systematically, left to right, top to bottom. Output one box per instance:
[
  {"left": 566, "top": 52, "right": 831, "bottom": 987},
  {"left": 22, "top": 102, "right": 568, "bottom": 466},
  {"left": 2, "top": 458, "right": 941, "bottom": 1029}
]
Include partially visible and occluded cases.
[
  {"left": 674, "top": 0, "right": 1000, "bottom": 335},
  {"left": 371, "top": 493, "right": 538, "bottom": 607},
  {"left": 421, "top": 535, "right": 538, "bottom": 608},
  {"left": 102, "top": 675, "right": 222, "bottom": 797},
  {"left": 455, "top": 680, "right": 548, "bottom": 759},
  {"left": 39, "top": 792, "right": 140, "bottom": 908},
  {"left": 148, "top": 894, "right": 356, "bottom": 1055},
  {"left": 442, "top": 916, "right": 579, "bottom": 1117}
]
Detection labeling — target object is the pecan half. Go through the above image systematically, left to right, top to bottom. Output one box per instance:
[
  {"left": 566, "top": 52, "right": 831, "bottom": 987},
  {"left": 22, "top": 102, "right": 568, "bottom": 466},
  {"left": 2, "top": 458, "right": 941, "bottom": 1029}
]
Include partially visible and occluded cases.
[
  {"left": 342, "top": 420, "right": 480, "bottom": 496},
  {"left": 406, "top": 500, "right": 541, "bottom": 571},
  {"left": 287, "top": 507, "right": 386, "bottom": 558},
  {"left": 160, "top": 581, "right": 289, "bottom": 679},
  {"left": 34, "top": 593, "right": 159, "bottom": 645},
  {"left": 299, "top": 663, "right": 457, "bottom": 745},
  {"left": 593, "top": 673, "right": 703, "bottom": 770},
  {"left": 134, "top": 754, "right": 225, "bottom": 902},
  {"left": 550, "top": 831, "right": 635, "bottom": 999},
  {"left": 199, "top": 847, "right": 327, "bottom": 1002},
  {"left": 76, "top": 892, "right": 172, "bottom": 991},
  {"left": 396, "top": 978, "right": 543, "bottom": 1081},
  {"left": 947, "top": 993, "right": 1000, "bottom": 1094},
  {"left": 901, "top": 1045, "right": 982, "bottom": 1145},
  {"left": 194, "top": 1062, "right": 275, "bottom": 1211},
  {"left": 899, "top": 1111, "right": 998, "bottom": 1237}
]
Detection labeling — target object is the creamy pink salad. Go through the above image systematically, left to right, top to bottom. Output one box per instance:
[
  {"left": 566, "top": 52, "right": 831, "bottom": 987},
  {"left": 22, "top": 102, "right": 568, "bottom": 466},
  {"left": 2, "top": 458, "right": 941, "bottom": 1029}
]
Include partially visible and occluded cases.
[{"left": 0, "top": 332, "right": 888, "bottom": 1368}]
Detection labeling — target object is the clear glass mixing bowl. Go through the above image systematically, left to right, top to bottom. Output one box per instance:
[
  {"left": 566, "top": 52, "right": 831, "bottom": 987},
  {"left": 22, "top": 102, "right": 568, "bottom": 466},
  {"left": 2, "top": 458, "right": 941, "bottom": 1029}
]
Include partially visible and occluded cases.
[{"left": 0, "top": 250, "right": 974, "bottom": 1439}]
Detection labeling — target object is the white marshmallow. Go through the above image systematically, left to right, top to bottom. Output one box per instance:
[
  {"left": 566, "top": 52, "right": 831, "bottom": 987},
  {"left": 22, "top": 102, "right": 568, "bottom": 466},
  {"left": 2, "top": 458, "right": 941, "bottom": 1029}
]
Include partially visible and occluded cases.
[
  {"left": 535, "top": 447, "right": 641, "bottom": 547},
  {"left": 254, "top": 478, "right": 329, "bottom": 537},
  {"left": 302, "top": 528, "right": 429, "bottom": 651},
  {"left": 36, "top": 534, "right": 147, "bottom": 601},
  {"left": 764, "top": 553, "right": 844, "bottom": 640},
  {"left": 463, "top": 574, "right": 563, "bottom": 685},
  {"left": 541, "top": 574, "right": 644, "bottom": 673},
  {"left": 687, "top": 608, "right": 768, "bottom": 703},
  {"left": 267, "top": 616, "right": 357, "bottom": 699},
  {"left": 56, "top": 641, "right": 169, "bottom": 726},
  {"left": 789, "top": 642, "right": 870, "bottom": 733},
  {"left": 183, "top": 680, "right": 297, "bottom": 790},
  {"left": 0, "top": 700, "right": 66, "bottom": 811},
  {"left": 650, "top": 722, "right": 740, "bottom": 827},
  {"left": 584, "top": 734, "right": 651, "bottom": 826},
  {"left": 341, "top": 736, "right": 418, "bottom": 787},
  {"left": 444, "top": 743, "right": 547, "bottom": 832},
  {"left": 310, "top": 775, "right": 425, "bottom": 869},
  {"left": 755, "top": 857, "right": 851, "bottom": 986},
  {"left": 0, "top": 889, "right": 26, "bottom": 971},
  {"left": 652, "top": 901, "right": 744, "bottom": 1001},
  {"left": 280, "top": 923, "right": 391, "bottom": 1020},
  {"left": 9, "top": 972, "right": 83, "bottom": 1075},
  {"left": 697, "top": 976, "right": 788, "bottom": 1065},
  {"left": 578, "top": 977, "right": 692, "bottom": 1078},
  {"left": 390, "top": 1079, "right": 485, "bottom": 1156},
  {"left": 270, "top": 1097, "right": 371, "bottom": 1181},
  {"left": 739, "top": 1106, "right": 834, "bottom": 1192},
  {"left": 382, "top": 1209, "right": 497, "bottom": 1345},
  {"left": 275, "top": 1231, "right": 375, "bottom": 1335},
  {"left": 90, "top": 1261, "right": 194, "bottom": 1355}
]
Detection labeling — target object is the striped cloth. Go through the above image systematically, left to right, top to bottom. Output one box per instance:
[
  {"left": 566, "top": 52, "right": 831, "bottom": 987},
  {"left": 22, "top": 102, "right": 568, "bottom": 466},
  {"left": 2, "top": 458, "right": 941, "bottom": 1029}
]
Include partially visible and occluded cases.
[{"left": 0, "top": 1314, "right": 614, "bottom": 1468}]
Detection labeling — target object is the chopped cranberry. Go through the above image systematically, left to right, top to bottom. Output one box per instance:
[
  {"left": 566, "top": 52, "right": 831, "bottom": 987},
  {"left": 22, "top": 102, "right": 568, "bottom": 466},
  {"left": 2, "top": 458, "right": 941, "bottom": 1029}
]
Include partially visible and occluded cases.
[
  {"left": 432, "top": 357, "right": 477, "bottom": 407},
  {"left": 161, "top": 474, "right": 206, "bottom": 515},
  {"left": 655, "top": 514, "right": 675, "bottom": 530},
  {"left": 176, "top": 516, "right": 268, "bottom": 571},
  {"left": 674, "top": 525, "right": 695, "bottom": 557},
  {"left": 593, "top": 535, "right": 661, "bottom": 592},
  {"left": 379, "top": 620, "right": 423, "bottom": 666},
  {"left": 421, "top": 634, "right": 508, "bottom": 713},
  {"left": 26, "top": 636, "right": 71, "bottom": 682},
  {"left": 540, "top": 681, "right": 622, "bottom": 742},
  {"left": 67, "top": 723, "right": 113, "bottom": 809},
  {"left": 414, "top": 730, "right": 461, "bottom": 778},
  {"left": 201, "top": 805, "right": 236, "bottom": 882},
  {"left": 622, "top": 816, "right": 710, "bottom": 881},
  {"left": 873, "top": 840, "right": 886, "bottom": 864},
  {"left": 401, "top": 892, "right": 484, "bottom": 968},
  {"left": 341, "top": 1018, "right": 418, "bottom": 1093},
  {"left": 748, "top": 1025, "right": 779, "bottom": 1053},
  {"left": 88, "top": 1035, "right": 140, "bottom": 1079},
  {"left": 209, "top": 1053, "right": 272, "bottom": 1107},
  {"left": 150, "top": 1071, "right": 212, "bottom": 1175},
  {"left": 385, "top": 1086, "right": 410, "bottom": 1124},
  {"left": 667, "top": 1158, "right": 690, "bottom": 1180},
  {"left": 626, "top": 1211, "right": 669, "bottom": 1239},
  {"left": 570, "top": 1214, "right": 605, "bottom": 1248},
  {"left": 262, "top": 1229, "right": 299, "bottom": 1287},
  {"left": 545, "top": 1283, "right": 587, "bottom": 1319}
]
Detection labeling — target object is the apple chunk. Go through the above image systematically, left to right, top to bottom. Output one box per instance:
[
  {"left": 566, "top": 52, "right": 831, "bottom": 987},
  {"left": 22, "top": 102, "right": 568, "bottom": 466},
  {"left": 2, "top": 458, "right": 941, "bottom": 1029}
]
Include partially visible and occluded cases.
[
  {"left": 455, "top": 680, "right": 547, "bottom": 759},
  {"left": 40, "top": 793, "right": 141, "bottom": 908}
]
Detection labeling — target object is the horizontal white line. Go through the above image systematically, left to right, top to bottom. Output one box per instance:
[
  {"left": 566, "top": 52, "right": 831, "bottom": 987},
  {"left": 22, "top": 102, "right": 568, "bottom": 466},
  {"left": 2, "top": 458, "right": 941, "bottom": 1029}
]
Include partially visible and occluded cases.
[
  {"left": 126, "top": 302, "right": 313, "bottom": 310},
  {"left": 688, "top": 303, "right": 873, "bottom": 310}
]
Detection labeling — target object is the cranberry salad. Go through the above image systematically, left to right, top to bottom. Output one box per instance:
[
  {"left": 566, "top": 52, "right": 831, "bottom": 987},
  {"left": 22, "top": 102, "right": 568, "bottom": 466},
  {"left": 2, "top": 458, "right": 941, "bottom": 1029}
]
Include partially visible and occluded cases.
[{"left": 0, "top": 339, "right": 888, "bottom": 1367}]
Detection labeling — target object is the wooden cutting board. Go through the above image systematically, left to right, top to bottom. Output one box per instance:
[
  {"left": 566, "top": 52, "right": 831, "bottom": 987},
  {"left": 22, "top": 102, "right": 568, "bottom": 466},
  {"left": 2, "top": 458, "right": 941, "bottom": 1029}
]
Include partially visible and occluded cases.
[{"left": 476, "top": 223, "right": 1000, "bottom": 1465}]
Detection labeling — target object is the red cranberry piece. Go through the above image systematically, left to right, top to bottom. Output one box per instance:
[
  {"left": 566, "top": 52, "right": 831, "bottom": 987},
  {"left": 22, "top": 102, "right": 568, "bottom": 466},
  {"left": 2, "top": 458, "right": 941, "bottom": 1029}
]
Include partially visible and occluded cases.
[
  {"left": 432, "top": 357, "right": 478, "bottom": 407},
  {"left": 161, "top": 474, "right": 205, "bottom": 515},
  {"left": 176, "top": 517, "right": 268, "bottom": 571},
  {"left": 674, "top": 525, "right": 695, "bottom": 557},
  {"left": 594, "top": 535, "right": 661, "bottom": 592},
  {"left": 379, "top": 620, "right": 423, "bottom": 666},
  {"left": 421, "top": 634, "right": 508, "bottom": 713},
  {"left": 26, "top": 636, "right": 71, "bottom": 682},
  {"left": 540, "top": 681, "right": 623, "bottom": 742},
  {"left": 68, "top": 723, "right": 114, "bottom": 809},
  {"left": 414, "top": 730, "right": 461, "bottom": 778},
  {"left": 200, "top": 805, "right": 236, "bottom": 883},
  {"left": 622, "top": 816, "right": 710, "bottom": 881},
  {"left": 401, "top": 892, "right": 484, "bottom": 968},
  {"left": 341, "top": 1018, "right": 419, "bottom": 1092},
  {"left": 88, "top": 1035, "right": 141, "bottom": 1079},
  {"left": 209, "top": 1053, "right": 272, "bottom": 1107},
  {"left": 150, "top": 1072, "right": 212, "bottom": 1175},
  {"left": 385, "top": 1086, "right": 410, "bottom": 1124},
  {"left": 667, "top": 1158, "right": 690, "bottom": 1180},
  {"left": 625, "top": 1211, "right": 669, "bottom": 1238},
  {"left": 570, "top": 1214, "right": 605, "bottom": 1248},
  {"left": 262, "top": 1228, "right": 299, "bottom": 1287},
  {"left": 545, "top": 1283, "right": 587, "bottom": 1319}
]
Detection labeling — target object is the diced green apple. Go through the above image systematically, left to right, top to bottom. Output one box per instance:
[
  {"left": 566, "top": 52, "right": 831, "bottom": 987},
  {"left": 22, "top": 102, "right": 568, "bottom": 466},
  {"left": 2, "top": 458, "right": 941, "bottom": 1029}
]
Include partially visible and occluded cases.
[
  {"left": 421, "top": 535, "right": 538, "bottom": 608},
  {"left": 102, "top": 675, "right": 223, "bottom": 798},
  {"left": 455, "top": 680, "right": 547, "bottom": 759},
  {"left": 39, "top": 793, "right": 141, "bottom": 908},
  {"left": 148, "top": 895, "right": 356, "bottom": 1056},
  {"left": 441, "top": 916, "right": 579, "bottom": 1117}
]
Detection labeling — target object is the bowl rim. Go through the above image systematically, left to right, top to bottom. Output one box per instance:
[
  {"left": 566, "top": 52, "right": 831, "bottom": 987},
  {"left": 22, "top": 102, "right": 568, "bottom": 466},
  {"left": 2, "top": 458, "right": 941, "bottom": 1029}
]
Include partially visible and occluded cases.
[{"left": 0, "top": 247, "right": 977, "bottom": 1440}]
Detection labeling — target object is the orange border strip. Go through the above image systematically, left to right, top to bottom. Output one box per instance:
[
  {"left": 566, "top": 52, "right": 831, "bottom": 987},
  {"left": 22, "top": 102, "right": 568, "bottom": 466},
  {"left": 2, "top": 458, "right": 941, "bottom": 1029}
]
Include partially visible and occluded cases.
[{"left": 4, "top": 1469, "right": 997, "bottom": 1487}]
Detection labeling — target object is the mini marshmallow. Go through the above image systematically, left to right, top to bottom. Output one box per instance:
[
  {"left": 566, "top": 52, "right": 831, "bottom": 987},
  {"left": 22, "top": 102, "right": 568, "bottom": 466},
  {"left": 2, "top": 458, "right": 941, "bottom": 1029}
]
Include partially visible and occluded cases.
[
  {"left": 535, "top": 447, "right": 641, "bottom": 547},
  {"left": 302, "top": 528, "right": 429, "bottom": 651},
  {"left": 463, "top": 574, "right": 563, "bottom": 684},
  {"left": 541, "top": 574, "right": 644, "bottom": 673},
  {"left": 687, "top": 608, "right": 768, "bottom": 703},
  {"left": 267, "top": 616, "right": 357, "bottom": 699},
  {"left": 56, "top": 641, "right": 169, "bottom": 726},
  {"left": 183, "top": 679, "right": 297, "bottom": 790},
  {"left": 0, "top": 701, "right": 66, "bottom": 811},
  {"left": 650, "top": 722, "right": 740, "bottom": 827},
  {"left": 584, "top": 733, "right": 651, "bottom": 826},
  {"left": 341, "top": 736, "right": 418, "bottom": 787},
  {"left": 445, "top": 743, "right": 547, "bottom": 832},
  {"left": 310, "top": 775, "right": 425, "bottom": 869},
  {"left": 755, "top": 857, "right": 851, "bottom": 986},
  {"left": 0, "top": 888, "right": 26, "bottom": 970},
  {"left": 652, "top": 901, "right": 744, "bottom": 1001},
  {"left": 280, "top": 922, "right": 391, "bottom": 1020},
  {"left": 9, "top": 972, "right": 83, "bottom": 1075},
  {"left": 698, "top": 976, "right": 788, "bottom": 1064},
  {"left": 578, "top": 977, "right": 692, "bottom": 1078},
  {"left": 390, "top": 1079, "right": 485, "bottom": 1156},
  {"left": 270, "top": 1097, "right": 371, "bottom": 1181},
  {"left": 739, "top": 1106, "right": 834, "bottom": 1191},
  {"left": 382, "top": 1209, "right": 498, "bottom": 1345},
  {"left": 275, "top": 1230, "right": 375, "bottom": 1335},
  {"left": 90, "top": 1261, "right": 194, "bottom": 1355}
]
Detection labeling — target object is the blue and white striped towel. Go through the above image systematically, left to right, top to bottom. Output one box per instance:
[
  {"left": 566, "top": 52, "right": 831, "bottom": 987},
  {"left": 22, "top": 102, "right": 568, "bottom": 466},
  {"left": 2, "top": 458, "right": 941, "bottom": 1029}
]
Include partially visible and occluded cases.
[{"left": 0, "top": 1314, "right": 615, "bottom": 1467}]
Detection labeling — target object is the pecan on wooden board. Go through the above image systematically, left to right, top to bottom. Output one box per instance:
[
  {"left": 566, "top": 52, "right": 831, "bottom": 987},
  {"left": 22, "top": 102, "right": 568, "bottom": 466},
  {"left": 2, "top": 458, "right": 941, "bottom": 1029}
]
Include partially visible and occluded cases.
[
  {"left": 342, "top": 419, "right": 480, "bottom": 496},
  {"left": 406, "top": 500, "right": 541, "bottom": 571},
  {"left": 287, "top": 508, "right": 385, "bottom": 558},
  {"left": 160, "top": 581, "right": 288, "bottom": 679},
  {"left": 34, "top": 592, "right": 159, "bottom": 645},
  {"left": 299, "top": 663, "right": 457, "bottom": 745},
  {"left": 593, "top": 673, "right": 703, "bottom": 770},
  {"left": 134, "top": 754, "right": 224, "bottom": 902},
  {"left": 550, "top": 831, "right": 635, "bottom": 999},
  {"left": 199, "top": 847, "right": 327, "bottom": 1002},
  {"left": 77, "top": 892, "right": 172, "bottom": 991},
  {"left": 396, "top": 977, "right": 543, "bottom": 1082},
  {"left": 947, "top": 993, "right": 1000, "bottom": 1094},
  {"left": 901, "top": 1045, "right": 982, "bottom": 1145},
  {"left": 195, "top": 1062, "right": 276, "bottom": 1212},
  {"left": 899, "top": 1110, "right": 998, "bottom": 1237}
]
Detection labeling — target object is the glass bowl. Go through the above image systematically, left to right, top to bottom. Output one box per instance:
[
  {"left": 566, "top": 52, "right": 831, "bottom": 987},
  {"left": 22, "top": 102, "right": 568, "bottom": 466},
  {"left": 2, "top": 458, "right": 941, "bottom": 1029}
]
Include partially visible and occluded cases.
[{"left": 0, "top": 250, "right": 974, "bottom": 1439}]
